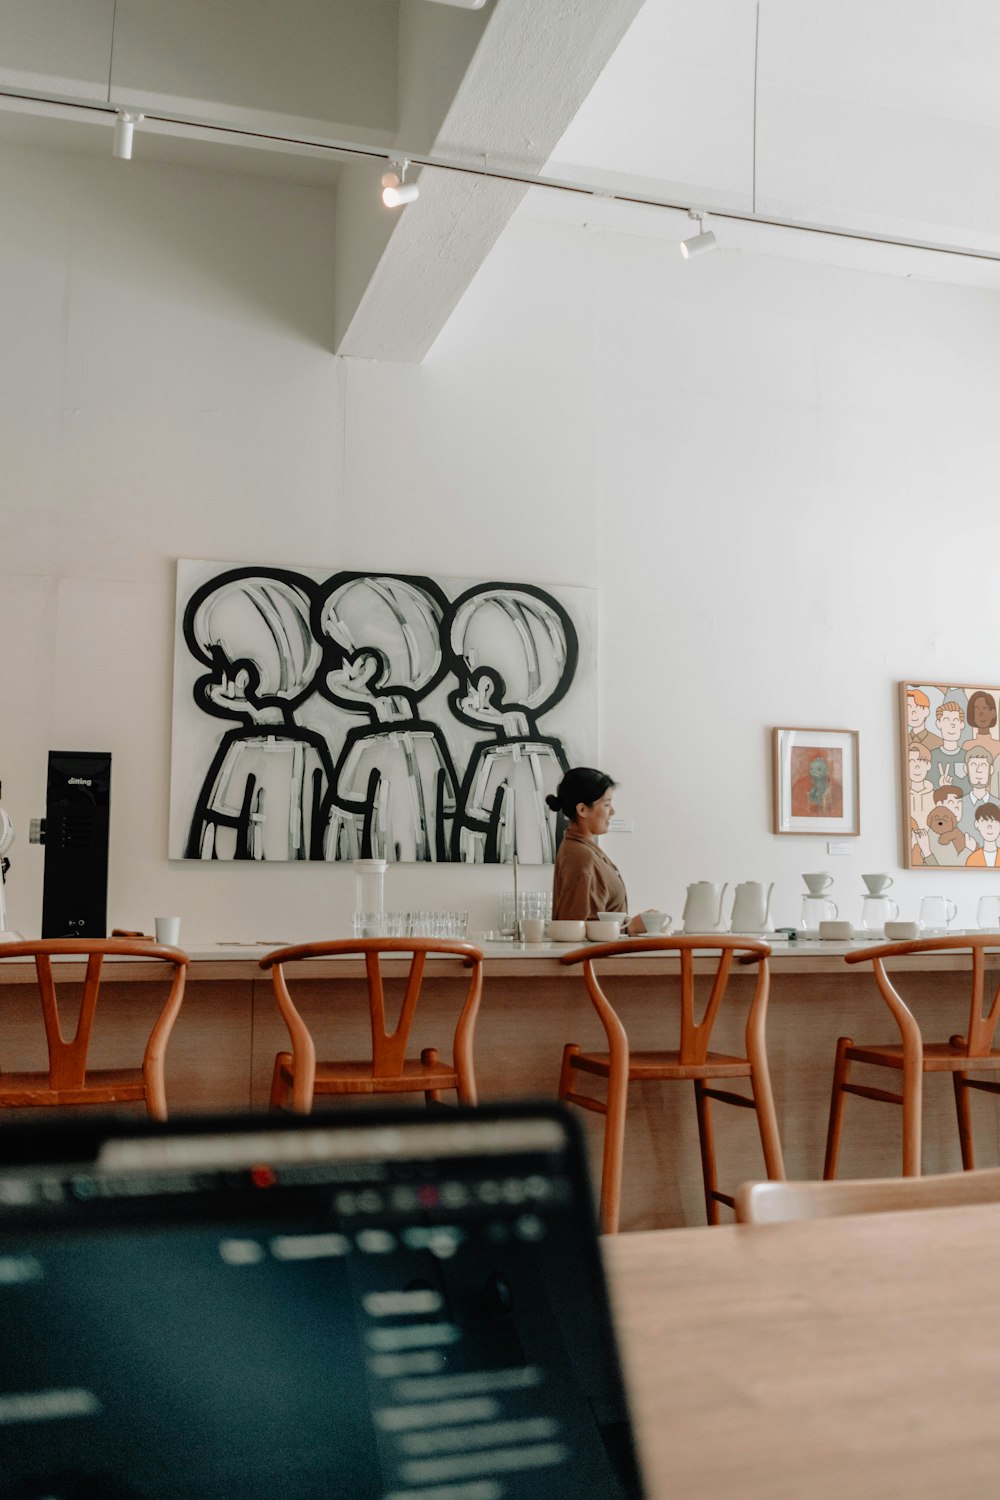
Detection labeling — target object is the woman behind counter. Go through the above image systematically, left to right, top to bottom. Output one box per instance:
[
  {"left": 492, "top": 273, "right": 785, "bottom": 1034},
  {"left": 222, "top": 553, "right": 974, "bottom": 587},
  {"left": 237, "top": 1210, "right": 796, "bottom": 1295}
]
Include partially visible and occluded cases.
[{"left": 546, "top": 767, "right": 647, "bottom": 934}]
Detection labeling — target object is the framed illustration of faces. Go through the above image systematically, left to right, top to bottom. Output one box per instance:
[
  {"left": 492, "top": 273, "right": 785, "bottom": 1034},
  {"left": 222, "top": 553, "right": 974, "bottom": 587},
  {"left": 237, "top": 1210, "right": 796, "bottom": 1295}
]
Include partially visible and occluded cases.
[{"left": 901, "top": 682, "right": 1000, "bottom": 871}]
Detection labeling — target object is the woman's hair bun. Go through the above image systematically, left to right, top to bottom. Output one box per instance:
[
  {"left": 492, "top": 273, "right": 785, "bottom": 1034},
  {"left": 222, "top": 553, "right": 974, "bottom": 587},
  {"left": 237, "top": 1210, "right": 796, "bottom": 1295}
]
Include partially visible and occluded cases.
[{"left": 547, "top": 768, "right": 615, "bottom": 821}]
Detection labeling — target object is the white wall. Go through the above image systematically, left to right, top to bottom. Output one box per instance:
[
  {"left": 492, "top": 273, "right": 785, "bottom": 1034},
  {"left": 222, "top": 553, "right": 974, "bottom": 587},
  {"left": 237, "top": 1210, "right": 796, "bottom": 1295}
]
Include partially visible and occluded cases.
[{"left": 2, "top": 136, "right": 1000, "bottom": 940}]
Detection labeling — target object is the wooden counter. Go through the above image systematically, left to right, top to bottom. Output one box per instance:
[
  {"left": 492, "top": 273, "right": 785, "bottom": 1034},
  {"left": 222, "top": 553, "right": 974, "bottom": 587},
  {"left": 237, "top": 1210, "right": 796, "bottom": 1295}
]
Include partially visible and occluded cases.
[{"left": 2, "top": 938, "right": 999, "bottom": 1228}]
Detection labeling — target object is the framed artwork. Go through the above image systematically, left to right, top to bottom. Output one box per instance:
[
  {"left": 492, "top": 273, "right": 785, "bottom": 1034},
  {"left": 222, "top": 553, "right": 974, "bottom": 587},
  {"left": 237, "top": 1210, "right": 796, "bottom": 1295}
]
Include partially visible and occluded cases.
[
  {"left": 168, "top": 560, "right": 597, "bottom": 865},
  {"left": 900, "top": 682, "right": 1000, "bottom": 871},
  {"left": 772, "top": 727, "right": 859, "bottom": 836}
]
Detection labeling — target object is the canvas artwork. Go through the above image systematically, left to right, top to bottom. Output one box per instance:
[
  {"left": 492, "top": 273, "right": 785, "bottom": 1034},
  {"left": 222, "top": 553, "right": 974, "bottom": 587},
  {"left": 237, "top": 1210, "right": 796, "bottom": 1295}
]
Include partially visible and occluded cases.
[
  {"left": 169, "top": 561, "right": 597, "bottom": 864},
  {"left": 901, "top": 682, "right": 1000, "bottom": 871},
  {"left": 772, "top": 727, "right": 859, "bottom": 836}
]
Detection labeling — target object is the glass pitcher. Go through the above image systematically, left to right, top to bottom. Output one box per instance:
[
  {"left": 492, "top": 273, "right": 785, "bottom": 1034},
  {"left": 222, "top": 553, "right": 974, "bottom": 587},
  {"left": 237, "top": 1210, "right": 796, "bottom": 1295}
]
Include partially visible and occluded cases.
[
  {"left": 860, "top": 894, "right": 899, "bottom": 935},
  {"left": 978, "top": 894, "right": 1000, "bottom": 931},
  {"left": 800, "top": 895, "right": 838, "bottom": 933},
  {"left": 919, "top": 895, "right": 956, "bottom": 932}
]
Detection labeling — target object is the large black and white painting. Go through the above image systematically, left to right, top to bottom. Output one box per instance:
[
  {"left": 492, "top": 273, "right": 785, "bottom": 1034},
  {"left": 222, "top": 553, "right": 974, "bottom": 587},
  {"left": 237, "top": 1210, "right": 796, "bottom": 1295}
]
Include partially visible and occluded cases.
[{"left": 169, "top": 560, "right": 597, "bottom": 864}]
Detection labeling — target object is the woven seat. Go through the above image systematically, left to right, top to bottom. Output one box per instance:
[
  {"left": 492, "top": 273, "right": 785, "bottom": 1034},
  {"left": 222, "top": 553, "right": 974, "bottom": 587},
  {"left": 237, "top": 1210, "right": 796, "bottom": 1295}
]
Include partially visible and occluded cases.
[
  {"left": 825, "top": 935, "right": 1000, "bottom": 1179},
  {"left": 558, "top": 936, "right": 785, "bottom": 1232},
  {"left": 0, "top": 938, "right": 188, "bottom": 1119},
  {"left": 260, "top": 938, "right": 484, "bottom": 1112}
]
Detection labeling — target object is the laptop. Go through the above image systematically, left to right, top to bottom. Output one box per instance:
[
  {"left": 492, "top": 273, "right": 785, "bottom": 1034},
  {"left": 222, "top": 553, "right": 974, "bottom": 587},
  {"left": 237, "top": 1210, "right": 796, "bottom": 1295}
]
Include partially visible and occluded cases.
[{"left": 0, "top": 1104, "right": 645, "bottom": 1500}]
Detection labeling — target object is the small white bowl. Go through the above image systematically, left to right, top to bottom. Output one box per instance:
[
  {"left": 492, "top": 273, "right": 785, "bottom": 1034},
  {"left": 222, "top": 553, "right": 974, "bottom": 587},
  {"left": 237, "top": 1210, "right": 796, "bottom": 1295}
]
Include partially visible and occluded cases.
[
  {"left": 586, "top": 919, "right": 623, "bottom": 943},
  {"left": 549, "top": 920, "right": 587, "bottom": 943},
  {"left": 818, "top": 920, "right": 854, "bottom": 941},
  {"left": 884, "top": 921, "right": 920, "bottom": 941}
]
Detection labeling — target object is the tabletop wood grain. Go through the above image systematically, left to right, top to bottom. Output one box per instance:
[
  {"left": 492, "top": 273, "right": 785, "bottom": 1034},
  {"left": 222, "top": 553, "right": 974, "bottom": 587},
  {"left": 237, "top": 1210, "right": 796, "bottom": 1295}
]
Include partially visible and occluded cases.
[{"left": 603, "top": 1204, "right": 1000, "bottom": 1499}]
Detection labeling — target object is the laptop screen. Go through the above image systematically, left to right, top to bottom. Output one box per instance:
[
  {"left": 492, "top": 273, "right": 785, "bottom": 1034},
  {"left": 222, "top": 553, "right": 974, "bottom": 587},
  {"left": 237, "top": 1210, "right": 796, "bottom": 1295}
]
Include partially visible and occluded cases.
[{"left": 0, "top": 1106, "right": 644, "bottom": 1500}]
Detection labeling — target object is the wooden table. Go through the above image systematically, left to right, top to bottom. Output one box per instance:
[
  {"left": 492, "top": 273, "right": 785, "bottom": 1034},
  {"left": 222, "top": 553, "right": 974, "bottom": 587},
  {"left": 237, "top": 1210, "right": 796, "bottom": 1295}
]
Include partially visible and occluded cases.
[
  {"left": 3, "top": 938, "right": 1000, "bottom": 1228},
  {"left": 604, "top": 1203, "right": 1000, "bottom": 1499}
]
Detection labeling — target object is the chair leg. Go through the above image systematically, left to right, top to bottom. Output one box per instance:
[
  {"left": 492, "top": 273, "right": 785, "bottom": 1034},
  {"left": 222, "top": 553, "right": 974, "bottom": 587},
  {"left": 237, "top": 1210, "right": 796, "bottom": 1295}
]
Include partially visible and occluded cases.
[
  {"left": 823, "top": 1037, "right": 853, "bottom": 1180},
  {"left": 558, "top": 1044, "right": 582, "bottom": 1100},
  {"left": 421, "top": 1047, "right": 444, "bottom": 1106},
  {"left": 269, "top": 1052, "right": 292, "bottom": 1111},
  {"left": 599, "top": 1064, "right": 628, "bottom": 1236},
  {"left": 953, "top": 1073, "right": 976, "bottom": 1170},
  {"left": 694, "top": 1079, "right": 721, "bottom": 1226}
]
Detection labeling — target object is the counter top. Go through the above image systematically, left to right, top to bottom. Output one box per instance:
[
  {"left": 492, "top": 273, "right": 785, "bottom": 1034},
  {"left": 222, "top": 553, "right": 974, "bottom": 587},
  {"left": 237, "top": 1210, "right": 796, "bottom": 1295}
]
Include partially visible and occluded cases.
[{"left": 0, "top": 934, "right": 997, "bottom": 980}]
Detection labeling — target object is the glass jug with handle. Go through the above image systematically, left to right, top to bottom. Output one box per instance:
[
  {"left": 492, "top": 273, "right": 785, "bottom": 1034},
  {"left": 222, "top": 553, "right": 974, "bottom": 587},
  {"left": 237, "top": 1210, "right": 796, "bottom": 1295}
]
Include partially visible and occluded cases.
[
  {"left": 860, "top": 894, "right": 899, "bottom": 935},
  {"left": 978, "top": 894, "right": 1000, "bottom": 930},
  {"left": 800, "top": 895, "right": 838, "bottom": 933},
  {"left": 919, "top": 895, "right": 957, "bottom": 932}
]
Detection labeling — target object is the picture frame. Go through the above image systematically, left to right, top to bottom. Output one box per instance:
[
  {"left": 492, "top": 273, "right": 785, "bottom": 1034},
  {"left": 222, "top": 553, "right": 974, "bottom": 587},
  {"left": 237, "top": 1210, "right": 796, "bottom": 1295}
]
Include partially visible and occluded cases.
[
  {"left": 900, "top": 681, "right": 1000, "bottom": 871},
  {"left": 772, "top": 727, "right": 860, "bottom": 836}
]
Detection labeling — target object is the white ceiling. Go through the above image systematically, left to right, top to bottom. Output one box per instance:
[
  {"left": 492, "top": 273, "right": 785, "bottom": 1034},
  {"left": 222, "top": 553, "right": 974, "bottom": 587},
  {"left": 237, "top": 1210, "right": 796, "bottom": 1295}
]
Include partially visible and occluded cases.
[
  {"left": 1, "top": 0, "right": 1000, "bottom": 351},
  {"left": 527, "top": 0, "right": 1000, "bottom": 290}
]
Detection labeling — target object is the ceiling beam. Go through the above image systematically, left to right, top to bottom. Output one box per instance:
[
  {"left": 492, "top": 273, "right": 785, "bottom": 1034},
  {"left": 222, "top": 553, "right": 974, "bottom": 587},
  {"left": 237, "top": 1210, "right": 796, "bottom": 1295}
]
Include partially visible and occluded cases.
[{"left": 334, "top": 0, "right": 647, "bottom": 362}]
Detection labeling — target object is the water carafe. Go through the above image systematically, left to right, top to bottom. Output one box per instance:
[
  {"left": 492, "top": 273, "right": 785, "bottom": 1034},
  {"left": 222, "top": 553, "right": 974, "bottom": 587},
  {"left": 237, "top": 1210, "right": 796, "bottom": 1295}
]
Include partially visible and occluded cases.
[{"left": 353, "top": 858, "right": 386, "bottom": 937}]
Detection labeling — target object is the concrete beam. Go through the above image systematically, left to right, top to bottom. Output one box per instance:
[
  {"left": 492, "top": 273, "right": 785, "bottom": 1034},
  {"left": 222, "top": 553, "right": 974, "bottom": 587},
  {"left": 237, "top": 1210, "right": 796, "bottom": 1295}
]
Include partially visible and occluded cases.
[{"left": 334, "top": 0, "right": 646, "bottom": 362}]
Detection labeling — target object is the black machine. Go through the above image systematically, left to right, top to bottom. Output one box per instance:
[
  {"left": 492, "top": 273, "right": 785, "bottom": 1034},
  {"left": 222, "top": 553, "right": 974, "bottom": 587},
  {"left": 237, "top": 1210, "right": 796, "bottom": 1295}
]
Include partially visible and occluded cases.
[{"left": 37, "top": 750, "right": 112, "bottom": 939}]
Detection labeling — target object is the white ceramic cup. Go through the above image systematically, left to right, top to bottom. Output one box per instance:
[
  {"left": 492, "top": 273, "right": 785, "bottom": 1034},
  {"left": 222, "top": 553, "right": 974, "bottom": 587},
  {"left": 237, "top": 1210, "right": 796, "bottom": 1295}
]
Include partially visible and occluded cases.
[
  {"left": 803, "top": 872, "right": 834, "bottom": 895},
  {"left": 862, "top": 873, "right": 894, "bottom": 895},
  {"left": 640, "top": 910, "right": 670, "bottom": 934},
  {"left": 155, "top": 916, "right": 181, "bottom": 947},
  {"left": 520, "top": 917, "right": 546, "bottom": 943},
  {"left": 586, "top": 919, "right": 623, "bottom": 943},
  {"left": 818, "top": 919, "right": 853, "bottom": 940},
  {"left": 549, "top": 920, "right": 586, "bottom": 943},
  {"left": 885, "top": 921, "right": 921, "bottom": 941}
]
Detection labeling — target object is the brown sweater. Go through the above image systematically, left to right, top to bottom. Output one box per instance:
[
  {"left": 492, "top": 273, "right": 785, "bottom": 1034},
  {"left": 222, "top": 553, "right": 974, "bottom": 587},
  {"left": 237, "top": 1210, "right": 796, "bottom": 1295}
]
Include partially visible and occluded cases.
[{"left": 551, "top": 825, "right": 628, "bottom": 920}]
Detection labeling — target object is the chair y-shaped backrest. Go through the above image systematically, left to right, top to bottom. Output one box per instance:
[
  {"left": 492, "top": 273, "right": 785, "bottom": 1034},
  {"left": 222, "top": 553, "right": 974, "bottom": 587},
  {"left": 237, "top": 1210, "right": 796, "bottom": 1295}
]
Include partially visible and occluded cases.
[
  {"left": 562, "top": 934, "right": 773, "bottom": 1067},
  {"left": 844, "top": 934, "right": 1000, "bottom": 1058},
  {"left": 0, "top": 938, "right": 189, "bottom": 1118},
  {"left": 259, "top": 938, "right": 484, "bottom": 1111}
]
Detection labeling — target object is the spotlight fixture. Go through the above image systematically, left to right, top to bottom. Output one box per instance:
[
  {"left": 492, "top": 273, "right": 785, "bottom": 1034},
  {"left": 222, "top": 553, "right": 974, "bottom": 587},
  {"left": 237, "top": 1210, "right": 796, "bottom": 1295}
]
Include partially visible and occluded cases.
[
  {"left": 421, "top": 0, "right": 488, "bottom": 8},
  {"left": 112, "top": 110, "right": 143, "bottom": 161},
  {"left": 382, "top": 160, "right": 419, "bottom": 208},
  {"left": 680, "top": 210, "right": 717, "bottom": 259}
]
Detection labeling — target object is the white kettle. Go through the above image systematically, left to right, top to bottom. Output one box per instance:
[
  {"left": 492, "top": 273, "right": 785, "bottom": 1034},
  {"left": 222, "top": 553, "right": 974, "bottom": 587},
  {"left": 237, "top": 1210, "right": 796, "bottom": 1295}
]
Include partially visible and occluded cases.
[
  {"left": 682, "top": 881, "right": 729, "bottom": 933},
  {"left": 730, "top": 881, "right": 775, "bottom": 934}
]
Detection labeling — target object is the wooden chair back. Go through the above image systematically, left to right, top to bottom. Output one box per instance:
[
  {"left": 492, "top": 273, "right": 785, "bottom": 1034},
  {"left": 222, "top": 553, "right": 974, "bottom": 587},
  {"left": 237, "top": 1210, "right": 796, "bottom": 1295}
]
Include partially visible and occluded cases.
[
  {"left": 844, "top": 934, "right": 1000, "bottom": 1058},
  {"left": 560, "top": 935, "right": 772, "bottom": 1066},
  {"left": 0, "top": 938, "right": 189, "bottom": 1118},
  {"left": 259, "top": 938, "right": 484, "bottom": 1112},
  {"left": 737, "top": 1165, "right": 1000, "bottom": 1224}
]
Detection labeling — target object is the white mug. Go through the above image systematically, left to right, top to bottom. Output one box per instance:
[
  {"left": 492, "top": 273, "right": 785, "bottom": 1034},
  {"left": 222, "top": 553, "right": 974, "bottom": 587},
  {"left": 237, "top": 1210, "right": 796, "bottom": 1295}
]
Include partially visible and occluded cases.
[
  {"left": 919, "top": 896, "right": 957, "bottom": 932},
  {"left": 155, "top": 916, "right": 181, "bottom": 947},
  {"left": 520, "top": 918, "right": 546, "bottom": 943}
]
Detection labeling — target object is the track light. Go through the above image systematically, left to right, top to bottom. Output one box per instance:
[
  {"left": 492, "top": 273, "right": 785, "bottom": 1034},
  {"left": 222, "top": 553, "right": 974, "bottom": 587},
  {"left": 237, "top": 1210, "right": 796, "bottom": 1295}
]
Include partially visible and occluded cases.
[
  {"left": 421, "top": 0, "right": 488, "bottom": 7},
  {"left": 113, "top": 110, "right": 143, "bottom": 161},
  {"left": 382, "top": 160, "right": 419, "bottom": 208},
  {"left": 680, "top": 210, "right": 717, "bottom": 259}
]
